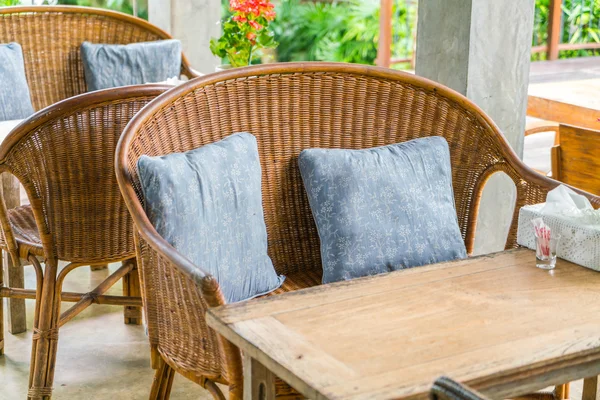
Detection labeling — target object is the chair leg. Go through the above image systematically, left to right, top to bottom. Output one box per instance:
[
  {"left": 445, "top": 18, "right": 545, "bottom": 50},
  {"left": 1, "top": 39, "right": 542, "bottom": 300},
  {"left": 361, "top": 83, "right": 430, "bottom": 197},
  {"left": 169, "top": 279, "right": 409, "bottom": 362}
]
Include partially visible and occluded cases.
[
  {"left": 4, "top": 250, "right": 26, "bottom": 335},
  {"left": 0, "top": 251, "right": 4, "bottom": 356},
  {"left": 28, "top": 257, "right": 60, "bottom": 400},
  {"left": 123, "top": 260, "right": 142, "bottom": 325},
  {"left": 90, "top": 263, "right": 108, "bottom": 271},
  {"left": 150, "top": 344, "right": 161, "bottom": 369},
  {"left": 149, "top": 357, "right": 175, "bottom": 400},
  {"left": 583, "top": 377, "right": 599, "bottom": 400},
  {"left": 204, "top": 380, "right": 227, "bottom": 400},
  {"left": 555, "top": 383, "right": 570, "bottom": 400}
]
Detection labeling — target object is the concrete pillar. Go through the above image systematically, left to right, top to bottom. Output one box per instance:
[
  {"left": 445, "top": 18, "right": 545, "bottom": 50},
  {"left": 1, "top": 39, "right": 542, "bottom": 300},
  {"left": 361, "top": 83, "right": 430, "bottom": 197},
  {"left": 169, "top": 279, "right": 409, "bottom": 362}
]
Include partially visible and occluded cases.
[
  {"left": 149, "top": 0, "right": 220, "bottom": 74},
  {"left": 416, "top": 0, "right": 535, "bottom": 255}
]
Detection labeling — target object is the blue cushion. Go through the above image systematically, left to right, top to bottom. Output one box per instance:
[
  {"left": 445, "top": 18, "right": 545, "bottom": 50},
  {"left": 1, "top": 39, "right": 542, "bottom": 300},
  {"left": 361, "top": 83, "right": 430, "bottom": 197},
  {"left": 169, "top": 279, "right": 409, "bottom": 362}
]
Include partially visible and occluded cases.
[
  {"left": 81, "top": 39, "right": 182, "bottom": 91},
  {"left": 0, "top": 43, "right": 34, "bottom": 122},
  {"left": 137, "top": 133, "right": 285, "bottom": 303},
  {"left": 298, "top": 136, "right": 467, "bottom": 284}
]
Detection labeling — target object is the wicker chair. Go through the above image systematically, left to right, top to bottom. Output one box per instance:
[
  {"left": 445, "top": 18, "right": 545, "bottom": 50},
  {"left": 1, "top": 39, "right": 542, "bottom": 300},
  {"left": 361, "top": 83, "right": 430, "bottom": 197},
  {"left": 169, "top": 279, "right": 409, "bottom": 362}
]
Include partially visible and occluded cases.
[
  {"left": 0, "top": 4, "right": 199, "bottom": 335},
  {"left": 0, "top": 5, "right": 198, "bottom": 111},
  {"left": 115, "top": 63, "right": 600, "bottom": 400},
  {"left": 0, "top": 85, "right": 169, "bottom": 399},
  {"left": 430, "top": 377, "right": 489, "bottom": 400}
]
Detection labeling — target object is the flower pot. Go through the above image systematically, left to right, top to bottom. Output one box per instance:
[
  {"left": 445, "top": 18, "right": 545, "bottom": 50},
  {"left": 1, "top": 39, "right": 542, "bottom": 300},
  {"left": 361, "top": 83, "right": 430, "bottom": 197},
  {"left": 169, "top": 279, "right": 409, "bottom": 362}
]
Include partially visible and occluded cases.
[{"left": 215, "top": 64, "right": 234, "bottom": 72}]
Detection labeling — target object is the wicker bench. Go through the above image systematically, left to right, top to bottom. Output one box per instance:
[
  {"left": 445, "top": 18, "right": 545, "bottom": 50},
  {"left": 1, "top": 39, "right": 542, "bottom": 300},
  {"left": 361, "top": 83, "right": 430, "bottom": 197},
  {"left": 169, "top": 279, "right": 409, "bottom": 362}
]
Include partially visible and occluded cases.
[{"left": 115, "top": 63, "right": 600, "bottom": 399}]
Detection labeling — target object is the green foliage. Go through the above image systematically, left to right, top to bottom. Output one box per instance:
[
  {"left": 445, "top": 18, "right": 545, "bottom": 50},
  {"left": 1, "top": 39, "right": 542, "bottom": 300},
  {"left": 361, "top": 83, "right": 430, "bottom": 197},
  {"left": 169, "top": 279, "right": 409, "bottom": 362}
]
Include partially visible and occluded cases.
[
  {"left": 2, "top": 0, "right": 151, "bottom": 19},
  {"left": 5, "top": 0, "right": 600, "bottom": 64},
  {"left": 55, "top": 0, "right": 148, "bottom": 19},
  {"left": 211, "top": 0, "right": 277, "bottom": 67},
  {"left": 272, "top": 0, "right": 414, "bottom": 65},
  {"left": 533, "top": 0, "right": 600, "bottom": 60},
  {"left": 210, "top": 15, "right": 277, "bottom": 67}
]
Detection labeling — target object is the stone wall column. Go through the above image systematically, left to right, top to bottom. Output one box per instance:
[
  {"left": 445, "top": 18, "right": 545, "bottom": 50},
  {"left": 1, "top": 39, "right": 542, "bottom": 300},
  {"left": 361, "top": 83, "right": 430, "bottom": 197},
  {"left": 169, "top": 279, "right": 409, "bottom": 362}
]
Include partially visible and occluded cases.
[
  {"left": 149, "top": 0, "right": 221, "bottom": 74},
  {"left": 416, "top": 0, "right": 536, "bottom": 254}
]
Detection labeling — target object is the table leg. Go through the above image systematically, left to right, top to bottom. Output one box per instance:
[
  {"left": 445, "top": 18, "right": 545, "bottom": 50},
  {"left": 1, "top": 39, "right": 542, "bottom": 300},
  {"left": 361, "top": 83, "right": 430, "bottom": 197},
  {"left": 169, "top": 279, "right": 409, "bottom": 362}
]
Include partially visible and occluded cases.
[
  {"left": 2, "top": 172, "right": 25, "bottom": 335},
  {"left": 243, "top": 355, "right": 275, "bottom": 400},
  {"left": 583, "top": 376, "right": 600, "bottom": 400}
]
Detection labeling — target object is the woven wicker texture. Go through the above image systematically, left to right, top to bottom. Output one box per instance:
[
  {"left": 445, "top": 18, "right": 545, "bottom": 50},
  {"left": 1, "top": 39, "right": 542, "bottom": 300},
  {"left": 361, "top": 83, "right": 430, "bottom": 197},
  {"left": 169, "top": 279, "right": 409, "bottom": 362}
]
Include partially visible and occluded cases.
[
  {"left": 0, "top": 6, "right": 197, "bottom": 112},
  {"left": 116, "top": 63, "right": 600, "bottom": 399},
  {"left": 0, "top": 86, "right": 168, "bottom": 263},
  {"left": 0, "top": 205, "right": 43, "bottom": 259}
]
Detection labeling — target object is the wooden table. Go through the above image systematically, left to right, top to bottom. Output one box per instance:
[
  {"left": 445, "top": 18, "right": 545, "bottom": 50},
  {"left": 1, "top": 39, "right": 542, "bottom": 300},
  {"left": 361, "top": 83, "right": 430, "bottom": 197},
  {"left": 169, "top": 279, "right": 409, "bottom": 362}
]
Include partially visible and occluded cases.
[
  {"left": 528, "top": 58, "right": 600, "bottom": 130},
  {"left": 207, "top": 249, "right": 600, "bottom": 400}
]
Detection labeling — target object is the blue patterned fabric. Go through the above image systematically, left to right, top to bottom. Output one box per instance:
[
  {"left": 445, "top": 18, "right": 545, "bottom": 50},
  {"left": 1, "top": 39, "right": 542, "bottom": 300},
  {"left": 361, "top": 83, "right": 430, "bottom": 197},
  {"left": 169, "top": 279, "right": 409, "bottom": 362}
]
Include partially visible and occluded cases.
[
  {"left": 81, "top": 39, "right": 182, "bottom": 91},
  {"left": 0, "top": 43, "right": 34, "bottom": 122},
  {"left": 138, "top": 133, "right": 285, "bottom": 303},
  {"left": 299, "top": 136, "right": 467, "bottom": 284}
]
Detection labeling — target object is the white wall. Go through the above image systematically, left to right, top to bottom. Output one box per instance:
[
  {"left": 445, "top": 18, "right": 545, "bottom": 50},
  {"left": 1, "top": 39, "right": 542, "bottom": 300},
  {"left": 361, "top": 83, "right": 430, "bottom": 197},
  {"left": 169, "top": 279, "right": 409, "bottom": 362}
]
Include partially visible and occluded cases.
[{"left": 149, "top": 0, "right": 221, "bottom": 74}]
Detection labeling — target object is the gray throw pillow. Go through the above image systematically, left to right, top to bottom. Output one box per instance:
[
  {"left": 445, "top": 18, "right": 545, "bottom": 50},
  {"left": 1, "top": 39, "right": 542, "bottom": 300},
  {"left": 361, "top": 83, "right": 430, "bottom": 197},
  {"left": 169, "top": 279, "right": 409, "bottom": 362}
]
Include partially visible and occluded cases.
[
  {"left": 81, "top": 39, "right": 182, "bottom": 91},
  {"left": 0, "top": 43, "right": 34, "bottom": 122},
  {"left": 138, "top": 132, "right": 285, "bottom": 303},
  {"left": 298, "top": 136, "right": 467, "bottom": 284}
]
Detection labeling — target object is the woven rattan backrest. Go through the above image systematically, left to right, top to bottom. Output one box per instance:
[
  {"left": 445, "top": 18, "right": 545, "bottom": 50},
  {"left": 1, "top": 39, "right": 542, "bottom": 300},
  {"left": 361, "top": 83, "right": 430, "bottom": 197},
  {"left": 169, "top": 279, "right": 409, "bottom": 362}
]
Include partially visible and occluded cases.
[
  {"left": 0, "top": 6, "right": 194, "bottom": 111},
  {"left": 120, "top": 63, "right": 529, "bottom": 277},
  {"left": 0, "top": 85, "right": 169, "bottom": 263}
]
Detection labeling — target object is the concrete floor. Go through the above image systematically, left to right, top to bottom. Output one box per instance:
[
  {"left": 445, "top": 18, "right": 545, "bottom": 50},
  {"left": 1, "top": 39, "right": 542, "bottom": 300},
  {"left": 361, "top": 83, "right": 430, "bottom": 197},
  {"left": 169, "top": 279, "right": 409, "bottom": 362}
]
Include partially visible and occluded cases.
[
  {"left": 523, "top": 128, "right": 555, "bottom": 174},
  {"left": 0, "top": 263, "right": 214, "bottom": 399},
  {"left": 0, "top": 265, "right": 588, "bottom": 400}
]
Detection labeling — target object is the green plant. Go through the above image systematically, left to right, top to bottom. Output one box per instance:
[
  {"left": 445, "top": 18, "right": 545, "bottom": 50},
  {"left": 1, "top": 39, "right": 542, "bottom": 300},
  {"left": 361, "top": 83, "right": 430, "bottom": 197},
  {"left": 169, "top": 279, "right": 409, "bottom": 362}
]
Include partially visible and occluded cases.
[
  {"left": 210, "top": 0, "right": 277, "bottom": 67},
  {"left": 271, "top": 0, "right": 415, "bottom": 66}
]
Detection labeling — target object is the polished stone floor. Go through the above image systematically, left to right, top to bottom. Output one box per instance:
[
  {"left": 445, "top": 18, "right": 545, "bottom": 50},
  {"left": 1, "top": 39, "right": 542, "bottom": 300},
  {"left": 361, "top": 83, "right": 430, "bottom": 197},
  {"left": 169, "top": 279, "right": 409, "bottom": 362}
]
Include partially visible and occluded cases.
[{"left": 0, "top": 263, "right": 214, "bottom": 399}]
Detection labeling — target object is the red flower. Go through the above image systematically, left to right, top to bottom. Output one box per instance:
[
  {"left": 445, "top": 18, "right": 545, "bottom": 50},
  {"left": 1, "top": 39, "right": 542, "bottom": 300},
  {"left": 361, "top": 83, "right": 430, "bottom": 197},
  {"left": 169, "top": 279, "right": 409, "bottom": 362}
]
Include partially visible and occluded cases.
[
  {"left": 229, "top": 0, "right": 275, "bottom": 20},
  {"left": 263, "top": 9, "right": 276, "bottom": 21},
  {"left": 233, "top": 15, "right": 247, "bottom": 23},
  {"left": 249, "top": 20, "right": 262, "bottom": 30},
  {"left": 246, "top": 32, "right": 256, "bottom": 40}
]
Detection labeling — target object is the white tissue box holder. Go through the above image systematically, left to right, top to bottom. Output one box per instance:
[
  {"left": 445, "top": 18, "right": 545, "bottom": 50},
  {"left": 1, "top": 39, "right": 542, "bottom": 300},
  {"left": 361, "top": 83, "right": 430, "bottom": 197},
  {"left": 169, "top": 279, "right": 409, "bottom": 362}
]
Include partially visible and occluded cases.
[{"left": 517, "top": 203, "right": 600, "bottom": 271}]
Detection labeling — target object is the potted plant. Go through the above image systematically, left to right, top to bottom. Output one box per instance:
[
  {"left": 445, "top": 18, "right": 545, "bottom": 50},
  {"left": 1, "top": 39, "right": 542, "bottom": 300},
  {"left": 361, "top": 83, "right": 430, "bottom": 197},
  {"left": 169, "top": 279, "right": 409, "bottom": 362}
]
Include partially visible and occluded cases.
[{"left": 210, "top": 0, "right": 277, "bottom": 70}]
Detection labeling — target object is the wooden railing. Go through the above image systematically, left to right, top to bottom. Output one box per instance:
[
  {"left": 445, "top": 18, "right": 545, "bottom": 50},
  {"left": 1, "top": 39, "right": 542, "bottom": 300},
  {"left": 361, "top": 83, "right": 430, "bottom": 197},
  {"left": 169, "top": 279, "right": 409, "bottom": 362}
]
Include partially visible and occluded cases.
[
  {"left": 375, "top": 0, "right": 416, "bottom": 68},
  {"left": 377, "top": 0, "right": 600, "bottom": 68},
  {"left": 532, "top": 0, "right": 600, "bottom": 60}
]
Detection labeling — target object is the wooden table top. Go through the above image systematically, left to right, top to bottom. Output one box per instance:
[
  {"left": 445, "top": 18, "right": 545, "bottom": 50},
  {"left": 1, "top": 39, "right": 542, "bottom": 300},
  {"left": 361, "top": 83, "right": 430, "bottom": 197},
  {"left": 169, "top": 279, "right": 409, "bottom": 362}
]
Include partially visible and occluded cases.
[
  {"left": 527, "top": 58, "right": 600, "bottom": 129},
  {"left": 529, "top": 79, "right": 600, "bottom": 111},
  {"left": 207, "top": 249, "right": 600, "bottom": 400}
]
